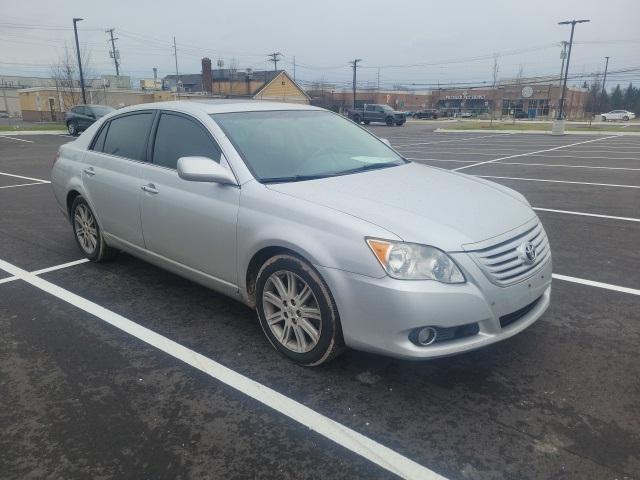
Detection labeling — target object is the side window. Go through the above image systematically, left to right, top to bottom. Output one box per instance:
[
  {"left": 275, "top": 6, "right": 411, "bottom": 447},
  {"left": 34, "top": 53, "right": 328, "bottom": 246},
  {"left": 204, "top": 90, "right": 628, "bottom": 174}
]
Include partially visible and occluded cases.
[
  {"left": 365, "top": 105, "right": 375, "bottom": 111},
  {"left": 77, "top": 106, "right": 87, "bottom": 115},
  {"left": 102, "top": 113, "right": 154, "bottom": 161},
  {"left": 152, "top": 113, "right": 221, "bottom": 169},
  {"left": 91, "top": 123, "right": 109, "bottom": 151}
]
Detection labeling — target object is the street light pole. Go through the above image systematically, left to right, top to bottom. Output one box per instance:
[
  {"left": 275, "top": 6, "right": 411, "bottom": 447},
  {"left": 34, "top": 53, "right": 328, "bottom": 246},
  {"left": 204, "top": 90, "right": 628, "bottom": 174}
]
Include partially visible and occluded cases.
[
  {"left": 73, "top": 17, "right": 87, "bottom": 104},
  {"left": 557, "top": 19, "right": 589, "bottom": 120}
]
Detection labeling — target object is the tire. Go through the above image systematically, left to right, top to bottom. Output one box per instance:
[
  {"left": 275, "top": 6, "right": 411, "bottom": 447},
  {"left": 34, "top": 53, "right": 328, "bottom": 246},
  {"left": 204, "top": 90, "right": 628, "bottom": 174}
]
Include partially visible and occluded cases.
[
  {"left": 352, "top": 115, "right": 361, "bottom": 124},
  {"left": 385, "top": 116, "right": 394, "bottom": 126},
  {"left": 601, "top": 116, "right": 607, "bottom": 122},
  {"left": 623, "top": 116, "right": 629, "bottom": 121},
  {"left": 363, "top": 120, "right": 370, "bottom": 125},
  {"left": 67, "top": 121, "right": 78, "bottom": 136},
  {"left": 70, "top": 196, "right": 116, "bottom": 262},
  {"left": 256, "top": 254, "right": 345, "bottom": 366}
]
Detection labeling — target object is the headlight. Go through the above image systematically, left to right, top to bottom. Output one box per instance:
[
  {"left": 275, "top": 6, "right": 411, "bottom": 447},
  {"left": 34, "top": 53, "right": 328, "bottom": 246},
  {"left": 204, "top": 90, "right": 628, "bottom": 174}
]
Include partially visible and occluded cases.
[{"left": 366, "top": 238, "right": 465, "bottom": 283}]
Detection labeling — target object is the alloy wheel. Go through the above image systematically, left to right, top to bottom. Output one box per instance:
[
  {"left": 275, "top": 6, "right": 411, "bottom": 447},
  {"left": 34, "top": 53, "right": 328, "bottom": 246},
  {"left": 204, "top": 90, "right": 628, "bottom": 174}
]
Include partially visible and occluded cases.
[
  {"left": 73, "top": 204, "right": 98, "bottom": 254},
  {"left": 262, "top": 270, "right": 322, "bottom": 353}
]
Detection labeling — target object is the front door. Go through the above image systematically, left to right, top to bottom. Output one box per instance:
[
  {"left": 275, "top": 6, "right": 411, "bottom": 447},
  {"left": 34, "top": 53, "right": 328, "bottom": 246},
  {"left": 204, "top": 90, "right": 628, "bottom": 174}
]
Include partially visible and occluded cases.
[
  {"left": 82, "top": 111, "right": 155, "bottom": 247},
  {"left": 140, "top": 112, "right": 240, "bottom": 287}
]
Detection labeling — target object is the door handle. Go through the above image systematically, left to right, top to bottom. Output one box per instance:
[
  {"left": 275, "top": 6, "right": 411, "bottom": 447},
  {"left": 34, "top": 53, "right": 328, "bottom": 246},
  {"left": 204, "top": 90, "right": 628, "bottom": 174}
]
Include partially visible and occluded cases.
[
  {"left": 83, "top": 167, "right": 95, "bottom": 176},
  {"left": 141, "top": 183, "right": 159, "bottom": 194}
]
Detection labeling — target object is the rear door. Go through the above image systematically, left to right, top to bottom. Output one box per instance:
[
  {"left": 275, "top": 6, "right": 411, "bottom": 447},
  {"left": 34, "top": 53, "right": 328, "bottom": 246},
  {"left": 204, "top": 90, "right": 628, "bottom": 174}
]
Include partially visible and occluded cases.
[
  {"left": 82, "top": 111, "right": 155, "bottom": 247},
  {"left": 139, "top": 111, "right": 240, "bottom": 286}
]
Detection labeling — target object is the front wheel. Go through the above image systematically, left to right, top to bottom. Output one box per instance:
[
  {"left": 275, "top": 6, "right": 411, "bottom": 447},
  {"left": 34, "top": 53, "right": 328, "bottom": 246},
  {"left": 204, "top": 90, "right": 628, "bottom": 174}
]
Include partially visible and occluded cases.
[
  {"left": 623, "top": 116, "right": 629, "bottom": 121},
  {"left": 67, "top": 121, "right": 78, "bottom": 136},
  {"left": 70, "top": 196, "right": 116, "bottom": 262},
  {"left": 256, "top": 254, "right": 344, "bottom": 366}
]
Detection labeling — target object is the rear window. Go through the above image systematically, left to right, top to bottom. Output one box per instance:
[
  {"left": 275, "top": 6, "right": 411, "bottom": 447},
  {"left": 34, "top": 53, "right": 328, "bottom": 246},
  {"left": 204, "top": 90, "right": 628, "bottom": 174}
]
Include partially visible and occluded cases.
[
  {"left": 102, "top": 113, "right": 154, "bottom": 161},
  {"left": 92, "top": 124, "right": 109, "bottom": 151}
]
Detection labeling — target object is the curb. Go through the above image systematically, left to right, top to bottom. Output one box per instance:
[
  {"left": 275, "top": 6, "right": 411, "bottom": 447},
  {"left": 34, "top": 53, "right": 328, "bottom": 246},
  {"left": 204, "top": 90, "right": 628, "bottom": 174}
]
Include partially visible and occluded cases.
[
  {"left": 434, "top": 128, "right": 640, "bottom": 136},
  {"left": 0, "top": 130, "right": 68, "bottom": 136}
]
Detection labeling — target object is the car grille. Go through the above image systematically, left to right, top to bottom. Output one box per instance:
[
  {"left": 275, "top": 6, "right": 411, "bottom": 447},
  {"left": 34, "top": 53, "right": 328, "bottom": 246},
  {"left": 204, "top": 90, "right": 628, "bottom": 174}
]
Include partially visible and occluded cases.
[
  {"left": 468, "top": 222, "right": 550, "bottom": 286},
  {"left": 500, "top": 296, "right": 542, "bottom": 328}
]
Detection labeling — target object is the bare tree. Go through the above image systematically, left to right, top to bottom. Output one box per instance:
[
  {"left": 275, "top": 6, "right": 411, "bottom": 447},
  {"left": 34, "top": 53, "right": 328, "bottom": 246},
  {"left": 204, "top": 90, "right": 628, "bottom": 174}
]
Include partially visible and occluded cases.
[
  {"left": 50, "top": 45, "right": 97, "bottom": 112},
  {"left": 490, "top": 53, "right": 499, "bottom": 126}
]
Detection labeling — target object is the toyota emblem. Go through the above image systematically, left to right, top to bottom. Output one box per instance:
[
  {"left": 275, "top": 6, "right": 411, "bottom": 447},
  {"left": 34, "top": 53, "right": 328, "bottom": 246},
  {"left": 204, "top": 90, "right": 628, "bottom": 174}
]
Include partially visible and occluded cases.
[{"left": 518, "top": 241, "right": 537, "bottom": 265}]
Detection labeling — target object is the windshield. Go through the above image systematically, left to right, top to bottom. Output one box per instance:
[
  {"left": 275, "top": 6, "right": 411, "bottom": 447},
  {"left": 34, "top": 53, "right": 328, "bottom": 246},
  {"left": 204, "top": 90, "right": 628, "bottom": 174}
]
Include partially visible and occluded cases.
[
  {"left": 91, "top": 106, "right": 115, "bottom": 116},
  {"left": 212, "top": 110, "right": 405, "bottom": 182}
]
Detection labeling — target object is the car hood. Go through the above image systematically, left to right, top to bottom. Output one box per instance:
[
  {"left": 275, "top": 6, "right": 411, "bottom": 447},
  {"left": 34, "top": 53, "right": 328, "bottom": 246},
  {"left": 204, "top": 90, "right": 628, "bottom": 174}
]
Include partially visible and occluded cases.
[{"left": 266, "top": 162, "right": 536, "bottom": 251}]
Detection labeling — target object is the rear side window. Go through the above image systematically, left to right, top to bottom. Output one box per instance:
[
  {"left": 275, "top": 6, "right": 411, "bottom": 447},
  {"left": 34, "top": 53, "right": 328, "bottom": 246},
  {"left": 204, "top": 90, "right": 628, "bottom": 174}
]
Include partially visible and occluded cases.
[
  {"left": 102, "top": 113, "right": 154, "bottom": 161},
  {"left": 152, "top": 113, "right": 221, "bottom": 169},
  {"left": 92, "top": 123, "right": 109, "bottom": 151}
]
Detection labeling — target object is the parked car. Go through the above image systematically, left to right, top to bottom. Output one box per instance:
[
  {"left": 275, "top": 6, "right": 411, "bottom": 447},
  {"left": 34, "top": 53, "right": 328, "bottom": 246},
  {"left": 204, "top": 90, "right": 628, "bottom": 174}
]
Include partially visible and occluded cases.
[
  {"left": 51, "top": 101, "right": 551, "bottom": 366},
  {"left": 65, "top": 104, "right": 115, "bottom": 135},
  {"left": 347, "top": 104, "right": 406, "bottom": 126},
  {"left": 413, "top": 109, "right": 439, "bottom": 119},
  {"left": 514, "top": 110, "right": 529, "bottom": 119},
  {"left": 601, "top": 110, "right": 636, "bottom": 121},
  {"left": 459, "top": 111, "right": 473, "bottom": 118}
]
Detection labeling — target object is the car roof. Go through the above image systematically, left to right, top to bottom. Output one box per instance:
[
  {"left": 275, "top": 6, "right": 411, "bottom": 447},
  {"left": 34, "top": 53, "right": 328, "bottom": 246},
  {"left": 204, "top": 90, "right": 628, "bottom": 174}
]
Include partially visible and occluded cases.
[{"left": 115, "top": 100, "right": 323, "bottom": 116}]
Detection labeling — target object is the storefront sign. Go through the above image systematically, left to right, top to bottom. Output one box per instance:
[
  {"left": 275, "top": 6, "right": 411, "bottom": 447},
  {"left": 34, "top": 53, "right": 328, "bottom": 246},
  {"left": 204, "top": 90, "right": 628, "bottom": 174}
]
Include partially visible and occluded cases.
[{"left": 444, "top": 94, "right": 486, "bottom": 100}]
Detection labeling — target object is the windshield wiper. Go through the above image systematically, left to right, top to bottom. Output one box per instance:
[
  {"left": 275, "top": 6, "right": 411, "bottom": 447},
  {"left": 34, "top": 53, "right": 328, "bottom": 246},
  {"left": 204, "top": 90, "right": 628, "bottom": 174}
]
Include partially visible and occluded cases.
[{"left": 262, "top": 162, "right": 400, "bottom": 184}]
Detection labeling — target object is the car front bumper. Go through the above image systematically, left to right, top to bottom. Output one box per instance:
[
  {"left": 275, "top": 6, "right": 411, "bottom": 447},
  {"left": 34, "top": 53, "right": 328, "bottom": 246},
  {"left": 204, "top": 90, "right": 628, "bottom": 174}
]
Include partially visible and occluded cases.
[{"left": 316, "top": 253, "right": 551, "bottom": 360}]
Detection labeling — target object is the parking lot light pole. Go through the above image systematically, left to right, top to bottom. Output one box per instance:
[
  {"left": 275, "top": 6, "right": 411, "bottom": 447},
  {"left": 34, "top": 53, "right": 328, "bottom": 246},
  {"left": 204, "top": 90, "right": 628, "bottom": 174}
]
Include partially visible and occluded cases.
[
  {"left": 72, "top": 18, "right": 87, "bottom": 105},
  {"left": 557, "top": 19, "right": 589, "bottom": 120}
]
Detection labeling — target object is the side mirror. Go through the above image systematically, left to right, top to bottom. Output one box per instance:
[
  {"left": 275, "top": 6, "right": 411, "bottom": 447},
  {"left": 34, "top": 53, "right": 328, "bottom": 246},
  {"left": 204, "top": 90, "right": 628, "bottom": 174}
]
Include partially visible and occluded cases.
[
  {"left": 380, "top": 138, "right": 391, "bottom": 147},
  {"left": 177, "top": 156, "right": 237, "bottom": 185}
]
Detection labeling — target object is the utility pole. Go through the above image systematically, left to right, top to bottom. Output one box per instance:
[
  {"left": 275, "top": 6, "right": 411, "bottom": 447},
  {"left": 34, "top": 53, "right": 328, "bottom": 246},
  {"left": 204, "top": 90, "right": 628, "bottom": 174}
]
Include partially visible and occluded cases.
[
  {"left": 72, "top": 18, "right": 87, "bottom": 104},
  {"left": 557, "top": 19, "right": 590, "bottom": 120},
  {"left": 106, "top": 28, "right": 120, "bottom": 76},
  {"left": 173, "top": 36, "right": 180, "bottom": 95},
  {"left": 558, "top": 41, "right": 568, "bottom": 86},
  {"left": 267, "top": 52, "right": 282, "bottom": 71},
  {"left": 601, "top": 56, "right": 610, "bottom": 95},
  {"left": 349, "top": 59, "right": 362, "bottom": 108}
]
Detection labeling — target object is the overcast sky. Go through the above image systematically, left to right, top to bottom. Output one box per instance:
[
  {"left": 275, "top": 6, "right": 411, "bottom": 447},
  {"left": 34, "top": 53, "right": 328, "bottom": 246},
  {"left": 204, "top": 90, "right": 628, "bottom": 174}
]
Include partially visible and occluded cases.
[{"left": 2, "top": 0, "right": 639, "bottom": 90}]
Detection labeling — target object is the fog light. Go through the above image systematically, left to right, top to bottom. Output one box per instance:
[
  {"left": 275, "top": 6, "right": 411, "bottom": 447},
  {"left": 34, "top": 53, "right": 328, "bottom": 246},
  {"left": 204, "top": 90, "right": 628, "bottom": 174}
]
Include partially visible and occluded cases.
[{"left": 417, "top": 326, "right": 437, "bottom": 346}]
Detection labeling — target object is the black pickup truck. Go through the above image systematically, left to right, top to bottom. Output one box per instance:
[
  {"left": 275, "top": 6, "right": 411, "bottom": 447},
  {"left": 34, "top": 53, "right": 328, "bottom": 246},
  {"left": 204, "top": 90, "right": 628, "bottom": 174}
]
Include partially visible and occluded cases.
[{"left": 347, "top": 104, "right": 406, "bottom": 126}]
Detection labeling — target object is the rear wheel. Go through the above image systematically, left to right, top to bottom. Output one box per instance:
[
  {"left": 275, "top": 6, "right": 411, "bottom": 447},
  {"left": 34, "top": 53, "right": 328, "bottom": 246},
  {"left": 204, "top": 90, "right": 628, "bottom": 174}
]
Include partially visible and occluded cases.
[
  {"left": 385, "top": 116, "right": 394, "bottom": 126},
  {"left": 601, "top": 116, "right": 607, "bottom": 122},
  {"left": 623, "top": 116, "right": 630, "bottom": 121},
  {"left": 67, "top": 121, "right": 78, "bottom": 136},
  {"left": 70, "top": 196, "right": 116, "bottom": 262},
  {"left": 256, "top": 254, "right": 344, "bottom": 366}
]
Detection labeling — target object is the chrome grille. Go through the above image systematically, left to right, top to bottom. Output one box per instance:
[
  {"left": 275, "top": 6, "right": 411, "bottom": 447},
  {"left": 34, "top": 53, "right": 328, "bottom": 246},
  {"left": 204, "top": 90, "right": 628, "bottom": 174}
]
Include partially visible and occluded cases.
[{"left": 467, "top": 222, "right": 550, "bottom": 286}]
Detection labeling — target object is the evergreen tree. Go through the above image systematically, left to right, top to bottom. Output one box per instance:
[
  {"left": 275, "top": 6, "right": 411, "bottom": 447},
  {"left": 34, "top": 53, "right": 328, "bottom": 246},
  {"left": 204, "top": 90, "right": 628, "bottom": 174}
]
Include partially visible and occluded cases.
[
  {"left": 622, "top": 83, "right": 636, "bottom": 112},
  {"left": 610, "top": 84, "right": 623, "bottom": 109}
]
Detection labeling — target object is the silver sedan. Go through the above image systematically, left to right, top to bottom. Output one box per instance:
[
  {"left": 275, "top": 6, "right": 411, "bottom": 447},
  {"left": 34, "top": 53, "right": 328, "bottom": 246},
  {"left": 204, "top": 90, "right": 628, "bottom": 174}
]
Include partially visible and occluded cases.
[{"left": 51, "top": 101, "right": 551, "bottom": 365}]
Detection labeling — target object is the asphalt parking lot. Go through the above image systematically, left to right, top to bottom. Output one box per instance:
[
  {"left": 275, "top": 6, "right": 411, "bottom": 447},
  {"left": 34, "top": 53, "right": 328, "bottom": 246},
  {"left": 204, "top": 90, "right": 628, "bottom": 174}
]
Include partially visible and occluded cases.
[{"left": 1, "top": 127, "right": 639, "bottom": 480}]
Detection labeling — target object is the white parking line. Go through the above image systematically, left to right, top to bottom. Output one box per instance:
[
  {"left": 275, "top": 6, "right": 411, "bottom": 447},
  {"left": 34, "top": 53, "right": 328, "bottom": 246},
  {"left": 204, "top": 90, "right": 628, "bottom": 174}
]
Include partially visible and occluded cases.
[
  {"left": 391, "top": 133, "right": 511, "bottom": 147},
  {"left": 0, "top": 136, "right": 35, "bottom": 143},
  {"left": 452, "top": 136, "right": 619, "bottom": 171},
  {"left": 408, "top": 157, "right": 640, "bottom": 171},
  {"left": 0, "top": 171, "right": 51, "bottom": 183},
  {"left": 476, "top": 175, "right": 640, "bottom": 189},
  {"left": 0, "top": 182, "right": 49, "bottom": 190},
  {"left": 533, "top": 207, "right": 640, "bottom": 223},
  {"left": 0, "top": 256, "right": 447, "bottom": 480},
  {"left": 0, "top": 258, "right": 89, "bottom": 285},
  {"left": 552, "top": 274, "right": 640, "bottom": 296}
]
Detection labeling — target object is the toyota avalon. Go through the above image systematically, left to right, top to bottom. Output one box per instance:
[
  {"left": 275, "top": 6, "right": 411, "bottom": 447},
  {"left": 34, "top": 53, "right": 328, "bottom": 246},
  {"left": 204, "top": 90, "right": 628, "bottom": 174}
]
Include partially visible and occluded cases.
[{"left": 51, "top": 101, "right": 551, "bottom": 366}]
